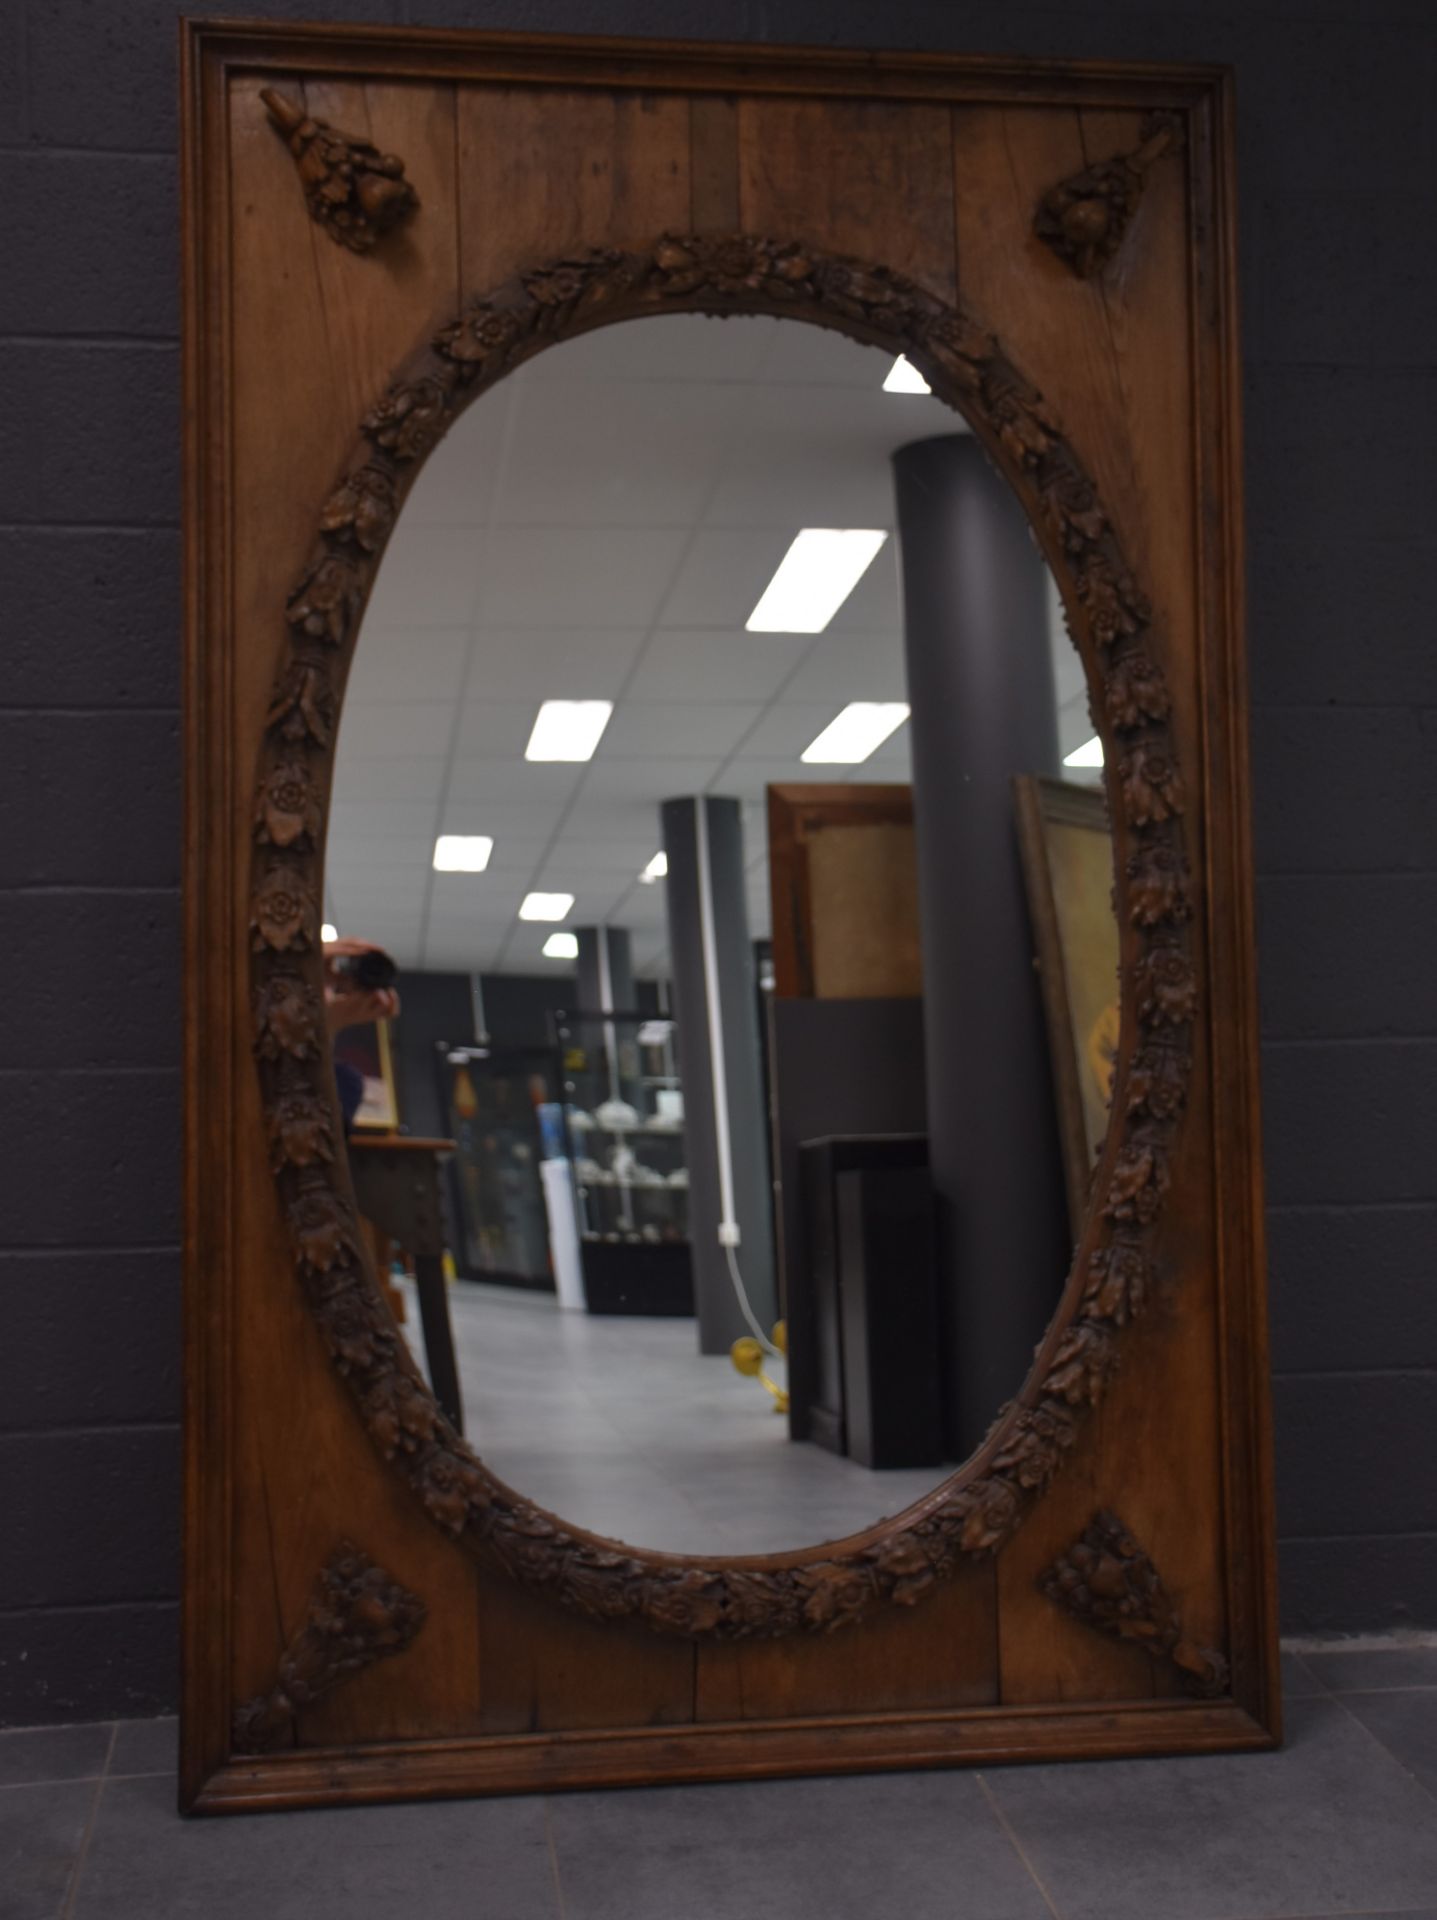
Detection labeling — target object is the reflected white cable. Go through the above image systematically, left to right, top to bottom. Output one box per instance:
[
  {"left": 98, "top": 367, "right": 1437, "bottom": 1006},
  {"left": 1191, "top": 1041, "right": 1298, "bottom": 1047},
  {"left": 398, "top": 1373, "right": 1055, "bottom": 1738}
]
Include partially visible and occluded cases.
[{"left": 693, "top": 798, "right": 780, "bottom": 1360}]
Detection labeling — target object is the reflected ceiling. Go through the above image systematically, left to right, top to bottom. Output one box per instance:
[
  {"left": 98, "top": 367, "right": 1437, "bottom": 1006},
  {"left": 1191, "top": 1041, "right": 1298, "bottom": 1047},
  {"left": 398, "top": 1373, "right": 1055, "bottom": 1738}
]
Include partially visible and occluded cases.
[{"left": 327, "top": 315, "right": 1091, "bottom": 975}]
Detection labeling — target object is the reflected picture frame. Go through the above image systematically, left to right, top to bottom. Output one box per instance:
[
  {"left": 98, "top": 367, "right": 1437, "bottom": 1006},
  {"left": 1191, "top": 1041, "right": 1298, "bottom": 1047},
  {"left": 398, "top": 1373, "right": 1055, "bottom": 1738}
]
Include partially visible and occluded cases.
[{"left": 1014, "top": 775, "right": 1123, "bottom": 1236}]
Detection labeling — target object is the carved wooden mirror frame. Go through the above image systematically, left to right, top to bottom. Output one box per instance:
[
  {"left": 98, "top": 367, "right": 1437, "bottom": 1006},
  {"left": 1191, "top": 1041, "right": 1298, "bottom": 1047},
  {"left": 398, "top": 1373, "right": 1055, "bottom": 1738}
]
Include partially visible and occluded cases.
[{"left": 181, "top": 20, "right": 1277, "bottom": 1812}]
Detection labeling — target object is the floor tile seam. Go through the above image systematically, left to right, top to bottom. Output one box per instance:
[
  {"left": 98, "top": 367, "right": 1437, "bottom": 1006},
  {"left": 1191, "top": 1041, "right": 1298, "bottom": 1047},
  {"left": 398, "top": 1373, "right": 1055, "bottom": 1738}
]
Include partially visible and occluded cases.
[
  {"left": 1323, "top": 1684, "right": 1437, "bottom": 1696},
  {"left": 1328, "top": 1690, "right": 1437, "bottom": 1810},
  {"left": 57, "top": 1722, "right": 115, "bottom": 1920},
  {"left": 0, "top": 1766, "right": 173, "bottom": 1792},
  {"left": 974, "top": 1771, "right": 1067, "bottom": 1920},
  {"left": 543, "top": 1797, "right": 568, "bottom": 1920},
  {"left": 1203, "top": 1907, "right": 1437, "bottom": 1920}
]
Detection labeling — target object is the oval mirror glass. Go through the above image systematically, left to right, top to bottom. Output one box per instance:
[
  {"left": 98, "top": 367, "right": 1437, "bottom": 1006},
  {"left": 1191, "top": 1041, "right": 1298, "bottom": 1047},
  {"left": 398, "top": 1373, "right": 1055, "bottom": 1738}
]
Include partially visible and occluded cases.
[{"left": 325, "top": 313, "right": 1117, "bottom": 1556}]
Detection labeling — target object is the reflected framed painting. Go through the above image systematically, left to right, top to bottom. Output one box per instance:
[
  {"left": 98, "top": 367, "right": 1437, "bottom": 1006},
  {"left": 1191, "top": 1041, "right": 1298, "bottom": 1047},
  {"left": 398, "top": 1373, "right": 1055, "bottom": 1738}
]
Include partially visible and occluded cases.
[{"left": 1014, "top": 775, "right": 1123, "bottom": 1236}]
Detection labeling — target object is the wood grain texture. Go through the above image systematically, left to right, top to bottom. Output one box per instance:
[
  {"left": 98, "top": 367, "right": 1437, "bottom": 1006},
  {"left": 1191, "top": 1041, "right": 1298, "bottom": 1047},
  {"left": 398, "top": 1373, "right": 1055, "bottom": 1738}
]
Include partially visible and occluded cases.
[{"left": 182, "top": 23, "right": 1275, "bottom": 1811}]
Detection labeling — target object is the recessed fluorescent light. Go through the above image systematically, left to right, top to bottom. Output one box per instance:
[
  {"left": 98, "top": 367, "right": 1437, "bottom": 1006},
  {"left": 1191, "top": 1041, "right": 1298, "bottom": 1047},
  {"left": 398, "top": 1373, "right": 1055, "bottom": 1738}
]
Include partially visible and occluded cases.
[
  {"left": 883, "top": 355, "right": 931, "bottom": 395},
  {"left": 746, "top": 529, "right": 887, "bottom": 634},
  {"left": 524, "top": 699, "right": 613, "bottom": 762},
  {"left": 801, "top": 702, "right": 910, "bottom": 765},
  {"left": 1064, "top": 735, "right": 1105, "bottom": 768},
  {"left": 432, "top": 833, "right": 494, "bottom": 872},
  {"left": 638, "top": 851, "right": 668, "bottom": 884},
  {"left": 519, "top": 891, "right": 575, "bottom": 922},
  {"left": 320, "top": 922, "right": 338, "bottom": 943},
  {"left": 542, "top": 931, "right": 579, "bottom": 960}
]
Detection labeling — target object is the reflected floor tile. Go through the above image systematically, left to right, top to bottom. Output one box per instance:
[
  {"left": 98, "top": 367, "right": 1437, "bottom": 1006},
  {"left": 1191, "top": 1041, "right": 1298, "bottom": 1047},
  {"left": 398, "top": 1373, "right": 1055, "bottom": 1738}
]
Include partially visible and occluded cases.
[
  {"left": 432, "top": 1281, "right": 958, "bottom": 1552},
  {"left": 983, "top": 1695, "right": 1437, "bottom": 1920},
  {"left": 0, "top": 1720, "right": 112, "bottom": 1787},
  {"left": 549, "top": 1769, "right": 1050, "bottom": 1920},
  {"left": 71, "top": 1774, "right": 559, "bottom": 1920},
  {"left": 0, "top": 1779, "right": 96, "bottom": 1920}
]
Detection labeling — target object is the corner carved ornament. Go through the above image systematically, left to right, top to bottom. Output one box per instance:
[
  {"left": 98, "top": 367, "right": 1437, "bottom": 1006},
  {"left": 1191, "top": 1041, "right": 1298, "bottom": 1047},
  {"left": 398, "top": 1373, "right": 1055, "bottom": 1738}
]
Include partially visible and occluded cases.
[
  {"left": 262, "top": 87, "right": 417, "bottom": 254},
  {"left": 1035, "top": 113, "right": 1183, "bottom": 279},
  {"left": 248, "top": 230, "right": 1200, "bottom": 1646},
  {"left": 1041, "top": 1511, "right": 1229, "bottom": 1696},
  {"left": 233, "top": 1542, "right": 426, "bottom": 1754}
]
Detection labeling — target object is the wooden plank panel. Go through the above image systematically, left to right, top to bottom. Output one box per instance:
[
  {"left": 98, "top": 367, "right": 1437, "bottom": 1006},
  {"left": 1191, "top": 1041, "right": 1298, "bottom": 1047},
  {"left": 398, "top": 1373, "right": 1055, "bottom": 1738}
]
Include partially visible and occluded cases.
[
  {"left": 225, "top": 69, "right": 483, "bottom": 1747},
  {"left": 456, "top": 85, "right": 692, "bottom": 295},
  {"left": 690, "top": 95, "right": 740, "bottom": 231},
  {"left": 737, "top": 98, "right": 957, "bottom": 304},
  {"left": 950, "top": 103, "right": 1224, "bottom": 1705},
  {"left": 696, "top": 1560, "right": 998, "bottom": 1721},
  {"left": 475, "top": 1572, "right": 698, "bottom": 1735}
]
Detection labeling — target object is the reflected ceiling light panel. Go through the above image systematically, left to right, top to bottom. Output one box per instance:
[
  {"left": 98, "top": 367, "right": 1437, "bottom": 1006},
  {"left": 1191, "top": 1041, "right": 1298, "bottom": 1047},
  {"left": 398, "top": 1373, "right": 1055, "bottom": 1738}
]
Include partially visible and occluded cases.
[
  {"left": 883, "top": 354, "right": 932, "bottom": 395},
  {"left": 745, "top": 528, "right": 887, "bottom": 634},
  {"left": 524, "top": 699, "right": 613, "bottom": 762},
  {"left": 800, "top": 701, "right": 910, "bottom": 765},
  {"left": 1064, "top": 735, "right": 1105, "bottom": 768},
  {"left": 432, "top": 833, "right": 494, "bottom": 872},
  {"left": 638, "top": 850, "right": 668, "bottom": 884},
  {"left": 519, "top": 891, "right": 575, "bottom": 922},
  {"left": 320, "top": 922, "right": 338, "bottom": 943},
  {"left": 542, "top": 931, "right": 580, "bottom": 960}
]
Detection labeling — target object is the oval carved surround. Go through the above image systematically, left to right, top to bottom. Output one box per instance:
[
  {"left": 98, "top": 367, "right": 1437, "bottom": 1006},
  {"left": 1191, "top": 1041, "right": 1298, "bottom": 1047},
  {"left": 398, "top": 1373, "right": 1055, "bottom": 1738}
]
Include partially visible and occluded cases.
[{"left": 248, "top": 232, "right": 1197, "bottom": 1643}]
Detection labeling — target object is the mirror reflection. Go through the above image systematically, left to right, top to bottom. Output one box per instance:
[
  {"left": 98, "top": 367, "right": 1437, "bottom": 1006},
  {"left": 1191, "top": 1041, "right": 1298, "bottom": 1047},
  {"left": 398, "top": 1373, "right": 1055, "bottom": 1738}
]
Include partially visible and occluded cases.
[{"left": 324, "top": 314, "right": 1116, "bottom": 1556}]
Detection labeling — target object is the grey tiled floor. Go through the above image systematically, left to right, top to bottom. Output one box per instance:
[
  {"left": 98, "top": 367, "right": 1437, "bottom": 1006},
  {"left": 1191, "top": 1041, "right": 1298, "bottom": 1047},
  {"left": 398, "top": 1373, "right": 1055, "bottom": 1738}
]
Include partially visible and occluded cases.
[
  {"left": 411, "top": 1279, "right": 953, "bottom": 1556},
  {"left": 5, "top": 1646, "right": 1437, "bottom": 1919}
]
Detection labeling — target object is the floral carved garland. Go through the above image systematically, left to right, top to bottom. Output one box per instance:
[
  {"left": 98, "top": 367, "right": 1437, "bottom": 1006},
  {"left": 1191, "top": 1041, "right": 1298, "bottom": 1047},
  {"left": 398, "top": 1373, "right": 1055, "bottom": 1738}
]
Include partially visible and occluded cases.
[{"left": 249, "top": 234, "right": 1198, "bottom": 1643}]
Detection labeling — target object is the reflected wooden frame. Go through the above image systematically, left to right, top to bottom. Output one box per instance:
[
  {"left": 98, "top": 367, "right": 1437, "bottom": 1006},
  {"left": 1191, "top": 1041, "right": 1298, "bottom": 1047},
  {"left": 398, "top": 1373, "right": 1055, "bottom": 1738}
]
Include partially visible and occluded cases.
[{"left": 183, "top": 20, "right": 1278, "bottom": 1809}]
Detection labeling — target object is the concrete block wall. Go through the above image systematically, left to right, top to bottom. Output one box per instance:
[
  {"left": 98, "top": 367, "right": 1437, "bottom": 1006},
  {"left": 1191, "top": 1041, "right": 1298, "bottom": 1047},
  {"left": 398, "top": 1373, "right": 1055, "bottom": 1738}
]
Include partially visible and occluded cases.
[{"left": 2, "top": 0, "right": 1433, "bottom": 1722}]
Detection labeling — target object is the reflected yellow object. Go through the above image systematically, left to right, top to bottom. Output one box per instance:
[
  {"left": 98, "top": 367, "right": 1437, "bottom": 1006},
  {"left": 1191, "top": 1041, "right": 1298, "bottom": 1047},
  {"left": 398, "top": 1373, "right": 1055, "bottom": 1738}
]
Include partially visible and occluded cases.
[
  {"left": 1087, "top": 999, "right": 1120, "bottom": 1105},
  {"left": 730, "top": 1332, "right": 790, "bottom": 1413}
]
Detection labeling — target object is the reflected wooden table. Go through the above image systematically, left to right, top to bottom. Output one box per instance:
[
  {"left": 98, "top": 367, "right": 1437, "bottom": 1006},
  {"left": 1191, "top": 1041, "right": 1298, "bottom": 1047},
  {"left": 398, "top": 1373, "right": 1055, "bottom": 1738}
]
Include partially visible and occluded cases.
[{"left": 346, "top": 1133, "right": 464, "bottom": 1435}]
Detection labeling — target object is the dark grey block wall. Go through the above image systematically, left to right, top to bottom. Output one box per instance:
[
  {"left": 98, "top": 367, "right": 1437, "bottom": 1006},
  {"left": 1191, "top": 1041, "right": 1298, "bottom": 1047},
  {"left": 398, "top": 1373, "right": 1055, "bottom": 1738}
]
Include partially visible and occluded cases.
[{"left": 2, "top": 0, "right": 1433, "bottom": 1724}]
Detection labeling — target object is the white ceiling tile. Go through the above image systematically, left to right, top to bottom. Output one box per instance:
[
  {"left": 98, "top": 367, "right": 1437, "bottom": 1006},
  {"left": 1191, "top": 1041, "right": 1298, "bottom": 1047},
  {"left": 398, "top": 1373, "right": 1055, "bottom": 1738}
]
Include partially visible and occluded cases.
[
  {"left": 751, "top": 321, "right": 890, "bottom": 387},
  {"left": 494, "top": 379, "right": 737, "bottom": 529},
  {"left": 395, "top": 397, "right": 508, "bottom": 529},
  {"left": 365, "top": 527, "right": 487, "bottom": 627},
  {"left": 480, "top": 528, "right": 691, "bottom": 628},
  {"left": 655, "top": 528, "right": 792, "bottom": 629},
  {"left": 345, "top": 626, "right": 471, "bottom": 704},
  {"left": 635, "top": 628, "right": 810, "bottom": 703},
  {"left": 462, "top": 629, "right": 646, "bottom": 701},
  {"left": 781, "top": 629, "right": 907, "bottom": 701},
  {"left": 334, "top": 702, "right": 455, "bottom": 758},
  {"left": 452, "top": 703, "right": 549, "bottom": 760},
  {"left": 599, "top": 703, "right": 763, "bottom": 760},
  {"left": 731, "top": 703, "right": 844, "bottom": 761},
  {"left": 329, "top": 756, "right": 447, "bottom": 802},
  {"left": 578, "top": 758, "right": 724, "bottom": 805},
  {"left": 443, "top": 762, "right": 581, "bottom": 808},
  {"left": 327, "top": 800, "right": 437, "bottom": 837},
  {"left": 428, "top": 872, "right": 530, "bottom": 918}
]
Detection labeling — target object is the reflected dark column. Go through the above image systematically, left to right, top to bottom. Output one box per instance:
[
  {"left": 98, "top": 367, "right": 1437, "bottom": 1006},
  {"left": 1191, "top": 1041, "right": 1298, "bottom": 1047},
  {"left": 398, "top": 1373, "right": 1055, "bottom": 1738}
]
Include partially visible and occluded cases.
[
  {"left": 892, "top": 433, "right": 1069, "bottom": 1459},
  {"left": 661, "top": 796, "right": 778, "bottom": 1355},
  {"left": 575, "top": 927, "right": 633, "bottom": 1015}
]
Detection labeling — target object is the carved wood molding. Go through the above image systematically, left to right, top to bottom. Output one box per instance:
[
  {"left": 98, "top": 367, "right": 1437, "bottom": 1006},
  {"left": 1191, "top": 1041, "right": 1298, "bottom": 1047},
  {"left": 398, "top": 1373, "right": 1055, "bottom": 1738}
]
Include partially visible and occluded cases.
[
  {"left": 262, "top": 87, "right": 417, "bottom": 254},
  {"left": 1035, "top": 114, "right": 1182, "bottom": 278},
  {"left": 248, "top": 233, "right": 1197, "bottom": 1641},
  {"left": 1040, "top": 1511, "right": 1229, "bottom": 1696},
  {"left": 232, "top": 1541, "right": 427, "bottom": 1754}
]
